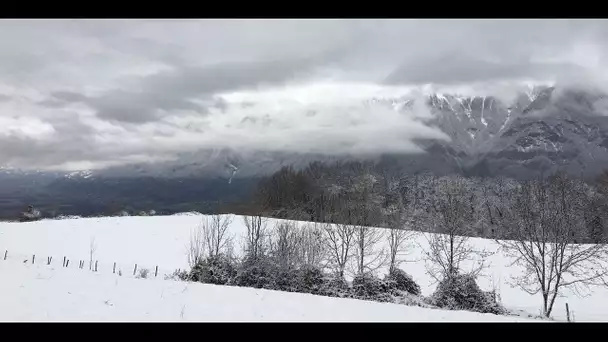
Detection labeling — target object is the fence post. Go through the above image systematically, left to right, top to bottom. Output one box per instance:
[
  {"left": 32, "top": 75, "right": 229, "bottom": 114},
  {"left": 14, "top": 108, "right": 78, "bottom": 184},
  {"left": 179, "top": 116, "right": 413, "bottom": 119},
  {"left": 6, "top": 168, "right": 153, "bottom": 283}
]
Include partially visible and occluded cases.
[
  {"left": 3, "top": 250, "right": 7, "bottom": 260},
  {"left": 32, "top": 255, "right": 35, "bottom": 264},
  {"left": 63, "top": 256, "right": 66, "bottom": 267},
  {"left": 47, "top": 257, "right": 51, "bottom": 265},
  {"left": 66, "top": 259, "right": 70, "bottom": 267},
  {"left": 95, "top": 260, "right": 98, "bottom": 272},
  {"left": 113, "top": 262, "right": 116, "bottom": 274},
  {"left": 133, "top": 264, "right": 138, "bottom": 276},
  {"left": 155, "top": 266, "right": 158, "bottom": 277},
  {"left": 566, "top": 303, "right": 571, "bottom": 322}
]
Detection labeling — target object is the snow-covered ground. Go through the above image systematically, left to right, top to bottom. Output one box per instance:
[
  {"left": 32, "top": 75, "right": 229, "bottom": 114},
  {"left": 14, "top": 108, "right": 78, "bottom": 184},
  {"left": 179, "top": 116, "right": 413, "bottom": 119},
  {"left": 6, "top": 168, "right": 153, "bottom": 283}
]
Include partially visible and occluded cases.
[
  {"left": 0, "top": 214, "right": 606, "bottom": 321},
  {"left": 0, "top": 261, "right": 536, "bottom": 322}
]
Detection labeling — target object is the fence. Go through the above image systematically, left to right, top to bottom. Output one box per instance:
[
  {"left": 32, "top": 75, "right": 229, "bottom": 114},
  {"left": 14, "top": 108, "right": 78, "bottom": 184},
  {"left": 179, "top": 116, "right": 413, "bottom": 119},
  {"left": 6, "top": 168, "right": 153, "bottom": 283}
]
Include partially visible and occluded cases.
[{"left": 0, "top": 247, "right": 178, "bottom": 280}]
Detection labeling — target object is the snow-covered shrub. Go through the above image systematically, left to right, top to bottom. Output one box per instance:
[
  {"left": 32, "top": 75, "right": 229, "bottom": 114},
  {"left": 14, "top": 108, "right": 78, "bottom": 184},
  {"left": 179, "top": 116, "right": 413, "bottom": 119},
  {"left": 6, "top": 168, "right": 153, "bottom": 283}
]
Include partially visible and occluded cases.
[
  {"left": 189, "top": 255, "right": 237, "bottom": 285},
  {"left": 233, "top": 257, "right": 276, "bottom": 289},
  {"left": 292, "top": 265, "right": 326, "bottom": 294},
  {"left": 137, "top": 268, "right": 150, "bottom": 279},
  {"left": 273, "top": 268, "right": 299, "bottom": 292},
  {"left": 384, "top": 268, "right": 421, "bottom": 296},
  {"left": 165, "top": 269, "right": 188, "bottom": 281},
  {"left": 351, "top": 273, "right": 392, "bottom": 302},
  {"left": 320, "top": 274, "right": 351, "bottom": 298},
  {"left": 431, "top": 274, "right": 504, "bottom": 315}
]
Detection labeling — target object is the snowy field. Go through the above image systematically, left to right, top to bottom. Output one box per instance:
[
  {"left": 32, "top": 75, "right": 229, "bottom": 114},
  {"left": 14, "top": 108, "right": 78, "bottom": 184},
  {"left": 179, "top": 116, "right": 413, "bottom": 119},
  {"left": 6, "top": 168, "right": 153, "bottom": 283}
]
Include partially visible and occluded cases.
[
  {"left": 0, "top": 214, "right": 606, "bottom": 321},
  {"left": 0, "top": 261, "right": 536, "bottom": 322}
]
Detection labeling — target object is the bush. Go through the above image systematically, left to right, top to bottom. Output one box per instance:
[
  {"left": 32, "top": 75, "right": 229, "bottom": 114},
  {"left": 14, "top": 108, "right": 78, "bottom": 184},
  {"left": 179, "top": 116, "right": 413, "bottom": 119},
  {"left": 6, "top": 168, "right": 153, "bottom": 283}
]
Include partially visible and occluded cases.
[
  {"left": 189, "top": 255, "right": 237, "bottom": 285},
  {"left": 233, "top": 257, "right": 276, "bottom": 289},
  {"left": 293, "top": 265, "right": 326, "bottom": 294},
  {"left": 137, "top": 268, "right": 150, "bottom": 279},
  {"left": 273, "top": 268, "right": 300, "bottom": 292},
  {"left": 384, "top": 268, "right": 421, "bottom": 296},
  {"left": 165, "top": 269, "right": 188, "bottom": 281},
  {"left": 351, "top": 273, "right": 392, "bottom": 302},
  {"left": 319, "top": 274, "right": 351, "bottom": 298},
  {"left": 431, "top": 274, "right": 504, "bottom": 315}
]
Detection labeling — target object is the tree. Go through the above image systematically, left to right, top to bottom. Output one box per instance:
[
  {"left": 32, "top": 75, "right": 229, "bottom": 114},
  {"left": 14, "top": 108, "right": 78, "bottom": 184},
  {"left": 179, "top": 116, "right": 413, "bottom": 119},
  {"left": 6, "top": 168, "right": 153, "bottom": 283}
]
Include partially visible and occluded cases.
[
  {"left": 381, "top": 171, "right": 417, "bottom": 273},
  {"left": 497, "top": 173, "right": 608, "bottom": 317},
  {"left": 423, "top": 176, "right": 489, "bottom": 282},
  {"left": 202, "top": 214, "right": 234, "bottom": 258},
  {"left": 242, "top": 214, "right": 268, "bottom": 261},
  {"left": 269, "top": 221, "right": 301, "bottom": 270},
  {"left": 324, "top": 221, "right": 356, "bottom": 278},
  {"left": 298, "top": 222, "right": 327, "bottom": 268},
  {"left": 186, "top": 223, "right": 206, "bottom": 268},
  {"left": 353, "top": 224, "right": 386, "bottom": 275}
]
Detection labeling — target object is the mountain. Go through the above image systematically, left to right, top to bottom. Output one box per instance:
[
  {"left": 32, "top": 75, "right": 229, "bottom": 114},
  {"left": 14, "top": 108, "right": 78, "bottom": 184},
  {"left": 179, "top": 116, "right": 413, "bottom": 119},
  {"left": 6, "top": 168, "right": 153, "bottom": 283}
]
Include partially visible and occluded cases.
[
  {"left": 3, "top": 84, "right": 608, "bottom": 218},
  {"left": 374, "top": 85, "right": 608, "bottom": 180}
]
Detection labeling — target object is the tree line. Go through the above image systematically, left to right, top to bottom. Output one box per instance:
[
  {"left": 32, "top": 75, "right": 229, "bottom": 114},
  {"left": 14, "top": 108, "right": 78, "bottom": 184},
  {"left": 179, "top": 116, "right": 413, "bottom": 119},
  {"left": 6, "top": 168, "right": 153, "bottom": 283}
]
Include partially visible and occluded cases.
[
  {"left": 217, "top": 161, "right": 608, "bottom": 317},
  {"left": 251, "top": 161, "right": 608, "bottom": 244}
]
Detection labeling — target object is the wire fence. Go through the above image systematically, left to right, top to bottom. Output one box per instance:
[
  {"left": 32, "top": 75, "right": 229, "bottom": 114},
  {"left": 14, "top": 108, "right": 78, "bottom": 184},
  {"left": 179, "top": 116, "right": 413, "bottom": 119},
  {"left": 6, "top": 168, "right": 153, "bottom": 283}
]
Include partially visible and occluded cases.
[{"left": 0, "top": 247, "right": 182, "bottom": 280}]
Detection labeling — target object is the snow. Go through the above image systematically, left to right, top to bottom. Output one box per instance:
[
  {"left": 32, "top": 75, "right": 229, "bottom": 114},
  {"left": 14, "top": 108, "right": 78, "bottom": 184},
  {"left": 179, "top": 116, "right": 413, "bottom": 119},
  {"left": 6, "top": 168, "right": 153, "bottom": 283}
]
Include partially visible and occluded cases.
[
  {"left": 481, "top": 96, "right": 488, "bottom": 127},
  {"left": 499, "top": 108, "right": 512, "bottom": 132},
  {"left": 65, "top": 170, "right": 93, "bottom": 179},
  {"left": 1, "top": 214, "right": 607, "bottom": 321},
  {"left": 0, "top": 261, "right": 538, "bottom": 322}
]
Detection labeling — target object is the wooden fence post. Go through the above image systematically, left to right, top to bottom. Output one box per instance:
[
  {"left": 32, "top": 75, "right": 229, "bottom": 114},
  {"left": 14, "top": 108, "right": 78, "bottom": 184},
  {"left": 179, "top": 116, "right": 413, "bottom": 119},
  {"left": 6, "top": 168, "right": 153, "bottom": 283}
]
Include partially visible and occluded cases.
[
  {"left": 3, "top": 250, "right": 7, "bottom": 260},
  {"left": 32, "top": 255, "right": 35, "bottom": 264},
  {"left": 63, "top": 256, "right": 66, "bottom": 267},
  {"left": 66, "top": 259, "right": 70, "bottom": 267},
  {"left": 95, "top": 260, "right": 98, "bottom": 272},
  {"left": 113, "top": 262, "right": 116, "bottom": 274},
  {"left": 133, "top": 264, "right": 138, "bottom": 276},
  {"left": 155, "top": 266, "right": 158, "bottom": 277},
  {"left": 566, "top": 303, "right": 571, "bottom": 322}
]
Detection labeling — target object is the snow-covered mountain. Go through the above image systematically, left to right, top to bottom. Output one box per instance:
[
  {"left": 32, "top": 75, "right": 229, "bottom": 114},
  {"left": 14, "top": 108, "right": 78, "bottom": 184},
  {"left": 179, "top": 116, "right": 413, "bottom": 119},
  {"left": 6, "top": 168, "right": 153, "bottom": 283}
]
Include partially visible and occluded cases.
[
  {"left": 2, "top": 84, "right": 607, "bottom": 183},
  {"left": 3, "top": 84, "right": 608, "bottom": 218},
  {"left": 9, "top": 84, "right": 605, "bottom": 181},
  {"left": 365, "top": 85, "right": 608, "bottom": 179}
]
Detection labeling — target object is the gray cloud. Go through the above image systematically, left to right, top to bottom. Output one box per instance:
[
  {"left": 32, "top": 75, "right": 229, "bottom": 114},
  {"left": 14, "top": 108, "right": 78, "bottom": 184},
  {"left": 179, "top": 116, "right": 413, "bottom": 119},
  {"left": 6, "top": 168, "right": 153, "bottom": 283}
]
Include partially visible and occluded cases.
[
  {"left": 1, "top": 19, "right": 608, "bottom": 170},
  {"left": 385, "top": 55, "right": 588, "bottom": 85},
  {"left": 45, "top": 56, "right": 332, "bottom": 123}
]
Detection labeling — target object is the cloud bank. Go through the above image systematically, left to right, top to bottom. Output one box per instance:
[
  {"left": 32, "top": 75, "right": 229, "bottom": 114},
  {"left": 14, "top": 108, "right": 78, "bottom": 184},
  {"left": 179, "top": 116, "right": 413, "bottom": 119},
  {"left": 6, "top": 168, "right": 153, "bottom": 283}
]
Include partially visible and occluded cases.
[{"left": 1, "top": 19, "right": 608, "bottom": 170}]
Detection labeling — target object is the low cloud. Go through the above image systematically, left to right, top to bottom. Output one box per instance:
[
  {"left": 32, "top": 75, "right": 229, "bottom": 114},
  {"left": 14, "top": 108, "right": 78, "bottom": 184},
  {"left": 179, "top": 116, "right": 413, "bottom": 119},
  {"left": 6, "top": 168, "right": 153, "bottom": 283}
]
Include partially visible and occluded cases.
[{"left": 0, "top": 19, "right": 608, "bottom": 170}]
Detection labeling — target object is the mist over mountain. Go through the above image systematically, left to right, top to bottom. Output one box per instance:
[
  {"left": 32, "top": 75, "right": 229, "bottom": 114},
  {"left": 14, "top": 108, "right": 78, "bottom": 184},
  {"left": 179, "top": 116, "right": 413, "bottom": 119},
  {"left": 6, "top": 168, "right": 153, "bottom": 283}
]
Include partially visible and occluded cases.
[
  {"left": 3, "top": 20, "right": 608, "bottom": 218},
  {"left": 3, "top": 83, "right": 608, "bottom": 219}
]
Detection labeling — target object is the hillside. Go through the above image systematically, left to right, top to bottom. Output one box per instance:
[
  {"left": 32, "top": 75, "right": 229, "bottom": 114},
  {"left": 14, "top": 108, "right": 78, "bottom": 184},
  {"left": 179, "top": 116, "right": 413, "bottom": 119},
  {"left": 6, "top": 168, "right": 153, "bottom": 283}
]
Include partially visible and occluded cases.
[
  {"left": 1, "top": 214, "right": 606, "bottom": 321},
  {"left": 0, "top": 261, "right": 537, "bottom": 322}
]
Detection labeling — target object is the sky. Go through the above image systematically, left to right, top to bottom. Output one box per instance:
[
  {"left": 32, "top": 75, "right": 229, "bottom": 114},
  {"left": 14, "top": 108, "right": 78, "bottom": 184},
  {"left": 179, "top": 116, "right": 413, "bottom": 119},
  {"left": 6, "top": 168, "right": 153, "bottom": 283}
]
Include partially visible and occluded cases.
[{"left": 1, "top": 19, "right": 608, "bottom": 171}]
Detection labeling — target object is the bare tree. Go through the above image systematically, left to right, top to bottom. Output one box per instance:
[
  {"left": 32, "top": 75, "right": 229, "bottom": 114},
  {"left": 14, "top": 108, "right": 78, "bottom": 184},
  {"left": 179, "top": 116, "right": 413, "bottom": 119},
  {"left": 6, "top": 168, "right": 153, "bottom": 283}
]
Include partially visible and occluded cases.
[
  {"left": 381, "top": 171, "right": 417, "bottom": 273},
  {"left": 497, "top": 173, "right": 608, "bottom": 317},
  {"left": 423, "top": 177, "right": 490, "bottom": 282},
  {"left": 242, "top": 214, "right": 268, "bottom": 261},
  {"left": 202, "top": 215, "right": 234, "bottom": 258},
  {"left": 269, "top": 221, "right": 301, "bottom": 270},
  {"left": 298, "top": 222, "right": 327, "bottom": 268},
  {"left": 324, "top": 222, "right": 356, "bottom": 278},
  {"left": 186, "top": 224, "right": 206, "bottom": 268},
  {"left": 353, "top": 225, "right": 386, "bottom": 275},
  {"left": 387, "top": 227, "right": 415, "bottom": 273},
  {"left": 89, "top": 237, "right": 97, "bottom": 271}
]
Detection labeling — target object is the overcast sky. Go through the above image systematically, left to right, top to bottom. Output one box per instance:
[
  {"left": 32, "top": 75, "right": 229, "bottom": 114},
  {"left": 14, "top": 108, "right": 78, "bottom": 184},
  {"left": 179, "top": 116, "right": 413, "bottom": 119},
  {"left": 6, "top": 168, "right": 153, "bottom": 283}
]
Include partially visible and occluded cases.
[{"left": 1, "top": 19, "right": 607, "bottom": 171}]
